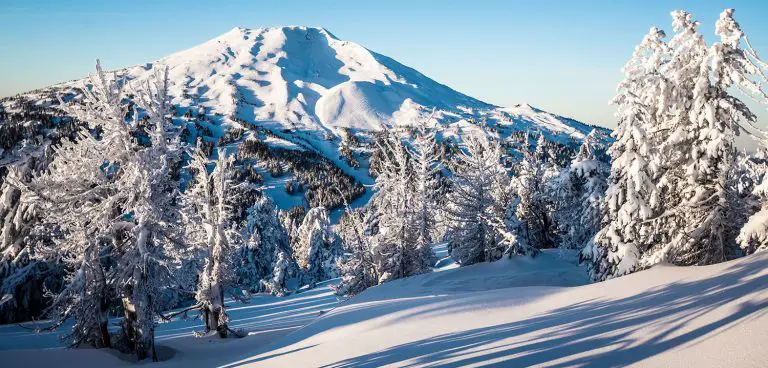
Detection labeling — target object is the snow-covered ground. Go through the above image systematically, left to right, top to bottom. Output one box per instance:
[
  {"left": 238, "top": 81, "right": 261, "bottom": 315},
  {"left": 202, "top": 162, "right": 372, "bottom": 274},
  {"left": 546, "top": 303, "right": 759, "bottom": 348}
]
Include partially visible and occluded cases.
[
  {"left": 2, "top": 248, "right": 766, "bottom": 367},
  {"left": 235, "top": 251, "right": 768, "bottom": 367},
  {"left": 0, "top": 279, "right": 340, "bottom": 366}
]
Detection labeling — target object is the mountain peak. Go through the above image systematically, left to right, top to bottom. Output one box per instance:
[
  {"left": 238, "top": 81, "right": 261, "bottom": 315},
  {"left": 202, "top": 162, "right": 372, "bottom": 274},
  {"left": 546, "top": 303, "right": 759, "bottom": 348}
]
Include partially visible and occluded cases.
[
  {"left": 221, "top": 25, "right": 338, "bottom": 41},
  {"left": 115, "top": 26, "right": 593, "bottom": 141}
]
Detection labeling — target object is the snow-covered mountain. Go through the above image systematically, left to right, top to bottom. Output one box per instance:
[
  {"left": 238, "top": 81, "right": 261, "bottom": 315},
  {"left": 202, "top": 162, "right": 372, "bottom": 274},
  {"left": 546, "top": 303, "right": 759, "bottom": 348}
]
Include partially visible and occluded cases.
[
  {"left": 1, "top": 26, "right": 607, "bottom": 215},
  {"left": 111, "top": 26, "right": 597, "bottom": 139}
]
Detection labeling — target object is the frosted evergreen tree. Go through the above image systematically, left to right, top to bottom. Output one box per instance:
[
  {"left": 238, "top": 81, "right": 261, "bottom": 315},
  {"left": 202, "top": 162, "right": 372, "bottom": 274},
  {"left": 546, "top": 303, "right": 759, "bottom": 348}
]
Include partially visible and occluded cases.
[
  {"left": 699, "top": 8, "right": 768, "bottom": 257},
  {"left": 655, "top": 9, "right": 758, "bottom": 266},
  {"left": 643, "top": 11, "right": 710, "bottom": 265},
  {"left": 583, "top": 27, "right": 667, "bottom": 281},
  {"left": 12, "top": 62, "right": 183, "bottom": 360},
  {"left": 112, "top": 65, "right": 184, "bottom": 360},
  {"left": 411, "top": 120, "right": 441, "bottom": 262},
  {"left": 552, "top": 130, "right": 609, "bottom": 250},
  {"left": 515, "top": 133, "right": 558, "bottom": 250},
  {"left": 370, "top": 134, "right": 433, "bottom": 282},
  {"left": 444, "top": 134, "right": 522, "bottom": 265},
  {"left": 182, "top": 146, "right": 246, "bottom": 337},
  {"left": 734, "top": 151, "right": 766, "bottom": 254},
  {"left": 0, "top": 156, "right": 62, "bottom": 323},
  {"left": 239, "top": 195, "right": 295, "bottom": 296},
  {"left": 293, "top": 206, "right": 342, "bottom": 287},
  {"left": 333, "top": 206, "right": 378, "bottom": 297}
]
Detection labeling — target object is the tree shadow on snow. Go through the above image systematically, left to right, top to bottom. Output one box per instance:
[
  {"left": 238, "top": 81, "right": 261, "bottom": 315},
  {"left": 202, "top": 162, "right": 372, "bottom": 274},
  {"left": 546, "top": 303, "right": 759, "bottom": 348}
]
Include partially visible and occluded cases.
[{"left": 321, "top": 256, "right": 768, "bottom": 367}]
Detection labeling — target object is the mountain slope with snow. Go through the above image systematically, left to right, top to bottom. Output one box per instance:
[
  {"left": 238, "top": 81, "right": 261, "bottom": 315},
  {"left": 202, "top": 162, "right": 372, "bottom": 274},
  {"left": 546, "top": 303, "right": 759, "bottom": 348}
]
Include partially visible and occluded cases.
[
  {"left": 0, "top": 25, "right": 608, "bottom": 216},
  {"left": 0, "top": 26, "right": 607, "bottom": 215},
  {"left": 103, "top": 26, "right": 599, "bottom": 140}
]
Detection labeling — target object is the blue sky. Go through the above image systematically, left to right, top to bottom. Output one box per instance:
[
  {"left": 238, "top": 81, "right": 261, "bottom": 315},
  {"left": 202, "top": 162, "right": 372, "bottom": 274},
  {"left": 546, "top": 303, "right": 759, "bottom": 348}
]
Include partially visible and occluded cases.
[{"left": 1, "top": 0, "right": 767, "bottom": 129}]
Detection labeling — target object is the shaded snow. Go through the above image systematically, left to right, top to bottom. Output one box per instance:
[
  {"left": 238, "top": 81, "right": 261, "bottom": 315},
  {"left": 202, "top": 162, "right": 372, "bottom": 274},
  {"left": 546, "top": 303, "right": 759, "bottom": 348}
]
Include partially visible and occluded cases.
[
  {"left": 4, "top": 249, "right": 765, "bottom": 367},
  {"left": 234, "top": 252, "right": 768, "bottom": 367},
  {"left": 0, "top": 280, "right": 341, "bottom": 365}
]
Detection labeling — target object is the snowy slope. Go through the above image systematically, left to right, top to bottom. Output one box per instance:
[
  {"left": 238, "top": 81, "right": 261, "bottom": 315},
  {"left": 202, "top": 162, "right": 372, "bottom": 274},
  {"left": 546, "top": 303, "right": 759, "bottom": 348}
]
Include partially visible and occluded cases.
[
  {"left": 46, "top": 25, "right": 600, "bottom": 144},
  {"left": 128, "top": 26, "right": 594, "bottom": 136},
  {"left": 2, "top": 250, "right": 766, "bottom": 367},
  {"left": 230, "top": 251, "right": 768, "bottom": 367},
  {"left": 0, "top": 280, "right": 341, "bottom": 364}
]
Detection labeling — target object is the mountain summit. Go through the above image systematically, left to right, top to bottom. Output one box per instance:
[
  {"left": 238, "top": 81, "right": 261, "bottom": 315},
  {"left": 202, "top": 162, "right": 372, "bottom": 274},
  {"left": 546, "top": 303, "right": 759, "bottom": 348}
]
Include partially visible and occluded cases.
[
  {"left": 2, "top": 26, "right": 605, "bottom": 216},
  {"left": 115, "top": 26, "right": 596, "bottom": 140}
]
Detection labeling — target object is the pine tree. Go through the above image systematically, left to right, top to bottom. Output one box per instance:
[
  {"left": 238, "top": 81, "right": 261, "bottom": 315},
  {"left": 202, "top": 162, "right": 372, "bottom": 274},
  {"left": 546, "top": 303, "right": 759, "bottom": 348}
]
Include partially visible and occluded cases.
[
  {"left": 659, "top": 9, "right": 757, "bottom": 265},
  {"left": 640, "top": 11, "right": 709, "bottom": 266},
  {"left": 583, "top": 27, "right": 667, "bottom": 281},
  {"left": 12, "top": 62, "right": 183, "bottom": 360},
  {"left": 410, "top": 121, "right": 441, "bottom": 268},
  {"left": 552, "top": 130, "right": 609, "bottom": 250},
  {"left": 370, "top": 133, "right": 434, "bottom": 282},
  {"left": 514, "top": 133, "right": 558, "bottom": 250},
  {"left": 444, "top": 134, "right": 518, "bottom": 265},
  {"left": 182, "top": 146, "right": 245, "bottom": 337},
  {"left": 0, "top": 156, "right": 62, "bottom": 323},
  {"left": 239, "top": 195, "right": 295, "bottom": 296},
  {"left": 293, "top": 206, "right": 342, "bottom": 287},
  {"left": 333, "top": 206, "right": 378, "bottom": 297}
]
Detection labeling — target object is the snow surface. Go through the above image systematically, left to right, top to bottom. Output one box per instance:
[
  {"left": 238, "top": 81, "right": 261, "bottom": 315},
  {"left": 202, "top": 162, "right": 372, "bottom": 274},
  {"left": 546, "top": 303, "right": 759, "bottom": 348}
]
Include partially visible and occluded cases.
[
  {"left": 2, "top": 249, "right": 766, "bottom": 367},
  {"left": 231, "top": 251, "right": 768, "bottom": 368}
]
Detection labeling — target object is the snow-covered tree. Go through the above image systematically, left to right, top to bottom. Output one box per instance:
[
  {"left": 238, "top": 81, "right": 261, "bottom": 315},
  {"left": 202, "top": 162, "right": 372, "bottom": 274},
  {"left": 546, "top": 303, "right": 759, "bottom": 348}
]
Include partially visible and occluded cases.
[
  {"left": 706, "top": 8, "right": 768, "bottom": 256},
  {"left": 588, "top": 9, "right": 767, "bottom": 278},
  {"left": 659, "top": 9, "right": 757, "bottom": 266},
  {"left": 639, "top": 11, "right": 711, "bottom": 266},
  {"left": 583, "top": 27, "right": 667, "bottom": 281},
  {"left": 12, "top": 62, "right": 183, "bottom": 360},
  {"left": 410, "top": 121, "right": 442, "bottom": 261},
  {"left": 552, "top": 130, "right": 609, "bottom": 250},
  {"left": 370, "top": 133, "right": 434, "bottom": 282},
  {"left": 514, "top": 133, "right": 558, "bottom": 250},
  {"left": 444, "top": 134, "right": 528, "bottom": 265},
  {"left": 182, "top": 146, "right": 246, "bottom": 337},
  {"left": 733, "top": 151, "right": 765, "bottom": 253},
  {"left": 0, "top": 155, "right": 63, "bottom": 323},
  {"left": 238, "top": 195, "right": 296, "bottom": 296},
  {"left": 281, "top": 206, "right": 306, "bottom": 247},
  {"left": 293, "top": 206, "right": 342, "bottom": 287},
  {"left": 333, "top": 206, "right": 378, "bottom": 297}
]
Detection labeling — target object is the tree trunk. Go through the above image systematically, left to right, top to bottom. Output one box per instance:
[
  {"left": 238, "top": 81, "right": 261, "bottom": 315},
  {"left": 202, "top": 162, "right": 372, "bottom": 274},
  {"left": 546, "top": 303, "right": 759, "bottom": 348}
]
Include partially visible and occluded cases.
[
  {"left": 94, "top": 260, "right": 111, "bottom": 348},
  {"left": 134, "top": 276, "right": 156, "bottom": 361},
  {"left": 202, "top": 291, "right": 227, "bottom": 337},
  {"left": 122, "top": 296, "right": 137, "bottom": 353}
]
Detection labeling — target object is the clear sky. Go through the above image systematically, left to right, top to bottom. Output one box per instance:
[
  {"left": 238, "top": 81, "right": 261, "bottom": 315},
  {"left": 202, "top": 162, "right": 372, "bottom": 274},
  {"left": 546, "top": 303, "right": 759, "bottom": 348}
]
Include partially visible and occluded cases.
[{"left": 1, "top": 0, "right": 767, "bottom": 129}]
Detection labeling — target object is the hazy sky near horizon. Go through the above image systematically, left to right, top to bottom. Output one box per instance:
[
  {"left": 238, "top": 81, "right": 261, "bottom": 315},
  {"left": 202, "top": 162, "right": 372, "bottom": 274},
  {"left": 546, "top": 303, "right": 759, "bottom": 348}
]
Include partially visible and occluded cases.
[{"left": 1, "top": 0, "right": 767, "bottom": 129}]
